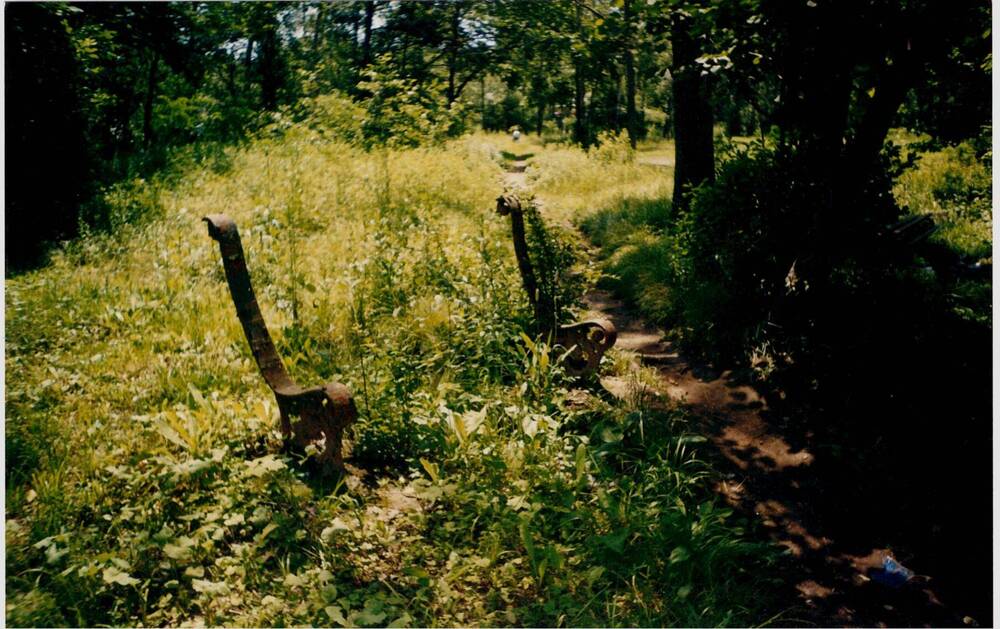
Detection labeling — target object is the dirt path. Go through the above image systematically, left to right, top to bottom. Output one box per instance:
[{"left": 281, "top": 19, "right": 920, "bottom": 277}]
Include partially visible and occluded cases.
[
  {"left": 499, "top": 149, "right": 981, "bottom": 626},
  {"left": 502, "top": 156, "right": 529, "bottom": 191},
  {"left": 582, "top": 291, "right": 981, "bottom": 628}
]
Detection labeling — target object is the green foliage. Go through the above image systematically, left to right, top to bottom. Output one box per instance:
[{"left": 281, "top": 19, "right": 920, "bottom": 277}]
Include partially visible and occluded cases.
[
  {"left": 358, "top": 59, "right": 466, "bottom": 149},
  {"left": 291, "top": 93, "right": 365, "bottom": 143},
  {"left": 152, "top": 94, "right": 252, "bottom": 147},
  {"left": 6, "top": 119, "right": 778, "bottom": 626},
  {"left": 588, "top": 130, "right": 637, "bottom": 164},
  {"left": 895, "top": 135, "right": 993, "bottom": 260},
  {"left": 668, "top": 143, "right": 817, "bottom": 361},
  {"left": 80, "top": 176, "right": 167, "bottom": 234},
  {"left": 522, "top": 198, "right": 587, "bottom": 332}
]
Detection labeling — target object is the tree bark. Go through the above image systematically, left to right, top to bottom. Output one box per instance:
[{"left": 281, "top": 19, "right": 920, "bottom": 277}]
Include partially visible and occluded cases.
[
  {"left": 572, "top": 0, "right": 588, "bottom": 146},
  {"left": 624, "top": 0, "right": 638, "bottom": 148},
  {"left": 361, "top": 1, "right": 375, "bottom": 68},
  {"left": 446, "top": 3, "right": 461, "bottom": 104},
  {"left": 671, "top": 12, "right": 714, "bottom": 211},
  {"left": 259, "top": 25, "right": 280, "bottom": 110},
  {"left": 244, "top": 38, "right": 254, "bottom": 73},
  {"left": 143, "top": 50, "right": 159, "bottom": 149},
  {"left": 845, "top": 50, "right": 917, "bottom": 174},
  {"left": 480, "top": 75, "right": 486, "bottom": 127}
]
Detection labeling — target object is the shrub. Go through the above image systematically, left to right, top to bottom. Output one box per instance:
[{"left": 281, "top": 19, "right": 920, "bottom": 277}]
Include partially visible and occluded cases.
[
  {"left": 357, "top": 58, "right": 465, "bottom": 149},
  {"left": 290, "top": 92, "right": 365, "bottom": 144},
  {"left": 588, "top": 129, "right": 636, "bottom": 164},
  {"left": 894, "top": 136, "right": 992, "bottom": 260},
  {"left": 668, "top": 142, "right": 819, "bottom": 362}
]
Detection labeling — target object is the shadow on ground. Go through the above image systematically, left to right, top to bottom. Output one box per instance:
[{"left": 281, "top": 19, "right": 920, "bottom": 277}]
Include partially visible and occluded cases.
[{"left": 585, "top": 288, "right": 992, "bottom": 628}]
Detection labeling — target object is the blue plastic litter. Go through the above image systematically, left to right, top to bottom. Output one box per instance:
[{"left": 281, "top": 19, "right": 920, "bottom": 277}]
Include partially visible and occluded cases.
[{"left": 871, "top": 555, "right": 915, "bottom": 588}]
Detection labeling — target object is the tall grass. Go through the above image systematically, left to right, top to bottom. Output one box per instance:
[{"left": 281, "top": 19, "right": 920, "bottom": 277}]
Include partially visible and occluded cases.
[
  {"left": 6, "top": 122, "right": 777, "bottom": 626},
  {"left": 529, "top": 131, "right": 673, "bottom": 226},
  {"left": 893, "top": 138, "right": 992, "bottom": 261}
]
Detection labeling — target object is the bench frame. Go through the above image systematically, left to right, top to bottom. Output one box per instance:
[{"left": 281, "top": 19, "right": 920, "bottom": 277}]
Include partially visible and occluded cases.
[{"left": 204, "top": 214, "right": 356, "bottom": 472}]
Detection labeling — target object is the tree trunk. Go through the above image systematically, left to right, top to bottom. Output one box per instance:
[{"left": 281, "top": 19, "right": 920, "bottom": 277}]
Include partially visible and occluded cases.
[
  {"left": 572, "top": 0, "right": 588, "bottom": 146},
  {"left": 624, "top": 0, "right": 638, "bottom": 148},
  {"left": 362, "top": 1, "right": 375, "bottom": 68},
  {"left": 446, "top": 3, "right": 461, "bottom": 104},
  {"left": 671, "top": 12, "right": 714, "bottom": 211},
  {"left": 258, "top": 21, "right": 282, "bottom": 111},
  {"left": 243, "top": 38, "right": 255, "bottom": 101},
  {"left": 244, "top": 38, "right": 254, "bottom": 74},
  {"left": 143, "top": 50, "right": 159, "bottom": 149},
  {"left": 846, "top": 52, "right": 917, "bottom": 175},
  {"left": 227, "top": 59, "right": 237, "bottom": 97},
  {"left": 447, "top": 64, "right": 457, "bottom": 104},
  {"left": 605, "top": 66, "right": 621, "bottom": 130},
  {"left": 573, "top": 69, "right": 586, "bottom": 145},
  {"left": 480, "top": 75, "right": 486, "bottom": 127},
  {"left": 536, "top": 100, "right": 545, "bottom": 136}
]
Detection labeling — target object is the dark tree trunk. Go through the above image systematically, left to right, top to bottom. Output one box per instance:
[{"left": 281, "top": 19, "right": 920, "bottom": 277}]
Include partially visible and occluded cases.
[
  {"left": 572, "top": 0, "right": 588, "bottom": 146},
  {"left": 624, "top": 0, "right": 638, "bottom": 148},
  {"left": 362, "top": 1, "right": 375, "bottom": 68},
  {"left": 446, "top": 3, "right": 461, "bottom": 104},
  {"left": 671, "top": 13, "right": 714, "bottom": 212},
  {"left": 259, "top": 23, "right": 281, "bottom": 111},
  {"left": 243, "top": 37, "right": 255, "bottom": 101},
  {"left": 244, "top": 38, "right": 254, "bottom": 74},
  {"left": 143, "top": 50, "right": 159, "bottom": 149},
  {"left": 846, "top": 53, "right": 917, "bottom": 176},
  {"left": 227, "top": 59, "right": 237, "bottom": 97},
  {"left": 447, "top": 65, "right": 456, "bottom": 104},
  {"left": 605, "top": 66, "right": 621, "bottom": 130},
  {"left": 573, "top": 69, "right": 587, "bottom": 145},
  {"left": 480, "top": 75, "right": 486, "bottom": 127},
  {"left": 115, "top": 91, "right": 136, "bottom": 174},
  {"left": 536, "top": 100, "right": 545, "bottom": 136}
]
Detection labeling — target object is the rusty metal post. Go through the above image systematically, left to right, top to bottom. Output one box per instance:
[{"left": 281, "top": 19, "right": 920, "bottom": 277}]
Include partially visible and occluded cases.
[
  {"left": 495, "top": 195, "right": 617, "bottom": 377},
  {"left": 204, "top": 214, "right": 356, "bottom": 471}
]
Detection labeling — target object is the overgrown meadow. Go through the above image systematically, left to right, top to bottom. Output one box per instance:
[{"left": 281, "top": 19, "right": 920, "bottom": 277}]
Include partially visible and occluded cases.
[{"left": 6, "top": 117, "right": 778, "bottom": 626}]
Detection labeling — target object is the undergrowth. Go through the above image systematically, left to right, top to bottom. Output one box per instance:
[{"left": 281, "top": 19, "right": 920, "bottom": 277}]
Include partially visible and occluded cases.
[
  {"left": 6, "top": 120, "right": 779, "bottom": 626},
  {"left": 571, "top": 131, "right": 992, "bottom": 614},
  {"left": 577, "top": 132, "right": 993, "bottom": 369},
  {"left": 894, "top": 135, "right": 993, "bottom": 261}
]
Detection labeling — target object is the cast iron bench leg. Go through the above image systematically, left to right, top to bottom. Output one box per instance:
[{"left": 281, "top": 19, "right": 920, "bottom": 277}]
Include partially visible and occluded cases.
[{"left": 204, "top": 214, "right": 356, "bottom": 472}]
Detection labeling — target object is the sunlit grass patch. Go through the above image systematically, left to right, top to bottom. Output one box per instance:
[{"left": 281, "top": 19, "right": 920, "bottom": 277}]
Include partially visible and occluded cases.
[
  {"left": 6, "top": 120, "right": 779, "bottom": 627},
  {"left": 529, "top": 134, "right": 673, "bottom": 226},
  {"left": 894, "top": 140, "right": 992, "bottom": 261}
]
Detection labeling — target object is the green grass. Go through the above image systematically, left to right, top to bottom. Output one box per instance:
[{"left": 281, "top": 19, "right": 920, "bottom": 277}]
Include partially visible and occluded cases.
[
  {"left": 6, "top": 125, "right": 779, "bottom": 626},
  {"left": 893, "top": 137, "right": 993, "bottom": 261}
]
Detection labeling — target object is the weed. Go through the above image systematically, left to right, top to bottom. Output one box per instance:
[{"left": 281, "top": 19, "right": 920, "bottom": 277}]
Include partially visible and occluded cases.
[{"left": 6, "top": 117, "right": 778, "bottom": 626}]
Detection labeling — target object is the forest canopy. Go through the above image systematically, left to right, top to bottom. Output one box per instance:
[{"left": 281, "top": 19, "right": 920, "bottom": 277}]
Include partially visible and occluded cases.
[{"left": 6, "top": 0, "right": 991, "bottom": 268}]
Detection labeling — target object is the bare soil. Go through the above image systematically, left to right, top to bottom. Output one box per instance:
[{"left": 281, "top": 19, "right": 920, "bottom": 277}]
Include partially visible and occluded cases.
[
  {"left": 498, "top": 147, "right": 990, "bottom": 627},
  {"left": 582, "top": 288, "right": 986, "bottom": 628}
]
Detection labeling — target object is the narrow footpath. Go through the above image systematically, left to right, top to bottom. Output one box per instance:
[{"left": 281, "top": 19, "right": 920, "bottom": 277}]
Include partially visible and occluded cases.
[
  {"left": 500, "top": 150, "right": 983, "bottom": 628},
  {"left": 581, "top": 290, "right": 971, "bottom": 628}
]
